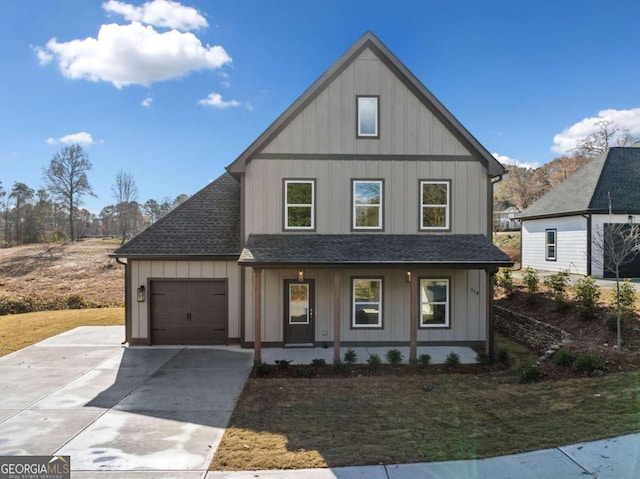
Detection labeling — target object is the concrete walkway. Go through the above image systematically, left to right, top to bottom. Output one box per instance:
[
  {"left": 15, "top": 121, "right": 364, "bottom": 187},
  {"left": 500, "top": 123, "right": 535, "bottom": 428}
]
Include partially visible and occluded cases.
[{"left": 0, "top": 326, "right": 253, "bottom": 477}]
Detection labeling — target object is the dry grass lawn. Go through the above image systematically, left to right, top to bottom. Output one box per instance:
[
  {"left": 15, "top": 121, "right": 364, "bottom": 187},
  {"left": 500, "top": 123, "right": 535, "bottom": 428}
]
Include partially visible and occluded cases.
[
  {"left": 0, "top": 308, "right": 124, "bottom": 356},
  {"left": 211, "top": 338, "right": 640, "bottom": 470}
]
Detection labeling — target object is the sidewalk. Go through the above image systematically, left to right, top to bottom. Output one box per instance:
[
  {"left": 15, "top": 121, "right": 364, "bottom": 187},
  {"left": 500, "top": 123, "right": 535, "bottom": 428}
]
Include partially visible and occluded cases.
[{"left": 206, "top": 433, "right": 640, "bottom": 478}]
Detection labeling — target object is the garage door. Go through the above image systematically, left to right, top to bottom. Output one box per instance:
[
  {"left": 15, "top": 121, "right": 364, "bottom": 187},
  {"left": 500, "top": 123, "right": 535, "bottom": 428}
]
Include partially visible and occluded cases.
[
  {"left": 603, "top": 224, "right": 640, "bottom": 279},
  {"left": 150, "top": 280, "right": 227, "bottom": 345}
]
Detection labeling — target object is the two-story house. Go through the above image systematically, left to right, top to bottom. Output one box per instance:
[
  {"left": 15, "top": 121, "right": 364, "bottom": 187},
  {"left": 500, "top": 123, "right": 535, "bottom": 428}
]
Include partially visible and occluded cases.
[{"left": 112, "top": 31, "right": 512, "bottom": 364}]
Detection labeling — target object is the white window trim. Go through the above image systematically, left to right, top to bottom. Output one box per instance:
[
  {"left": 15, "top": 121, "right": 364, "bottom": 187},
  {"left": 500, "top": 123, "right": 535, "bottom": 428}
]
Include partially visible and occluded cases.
[
  {"left": 357, "top": 96, "right": 379, "bottom": 137},
  {"left": 284, "top": 180, "right": 315, "bottom": 230},
  {"left": 352, "top": 180, "right": 383, "bottom": 230},
  {"left": 420, "top": 180, "right": 450, "bottom": 230},
  {"left": 545, "top": 229, "right": 557, "bottom": 261},
  {"left": 352, "top": 278, "right": 383, "bottom": 328},
  {"left": 419, "top": 278, "right": 450, "bottom": 328}
]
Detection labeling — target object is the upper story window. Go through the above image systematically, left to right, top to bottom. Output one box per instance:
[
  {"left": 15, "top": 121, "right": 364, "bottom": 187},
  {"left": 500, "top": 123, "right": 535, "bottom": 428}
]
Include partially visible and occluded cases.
[
  {"left": 357, "top": 96, "right": 379, "bottom": 138},
  {"left": 284, "top": 179, "right": 315, "bottom": 230},
  {"left": 353, "top": 180, "right": 383, "bottom": 230},
  {"left": 420, "top": 180, "right": 450, "bottom": 230},
  {"left": 545, "top": 229, "right": 556, "bottom": 261}
]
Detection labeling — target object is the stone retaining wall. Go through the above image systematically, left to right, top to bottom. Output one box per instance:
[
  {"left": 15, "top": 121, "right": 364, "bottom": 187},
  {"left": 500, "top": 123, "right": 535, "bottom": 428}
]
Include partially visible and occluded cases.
[{"left": 495, "top": 306, "right": 571, "bottom": 353}]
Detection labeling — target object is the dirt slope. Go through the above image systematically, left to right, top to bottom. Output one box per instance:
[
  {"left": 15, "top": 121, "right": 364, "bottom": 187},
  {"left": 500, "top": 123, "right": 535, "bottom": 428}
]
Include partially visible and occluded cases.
[{"left": 0, "top": 239, "right": 124, "bottom": 306}]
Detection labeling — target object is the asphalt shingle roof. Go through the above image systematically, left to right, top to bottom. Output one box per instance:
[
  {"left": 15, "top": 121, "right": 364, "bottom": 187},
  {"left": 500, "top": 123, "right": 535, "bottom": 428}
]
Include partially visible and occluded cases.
[
  {"left": 518, "top": 147, "right": 640, "bottom": 219},
  {"left": 112, "top": 173, "right": 240, "bottom": 257},
  {"left": 239, "top": 234, "right": 513, "bottom": 267}
]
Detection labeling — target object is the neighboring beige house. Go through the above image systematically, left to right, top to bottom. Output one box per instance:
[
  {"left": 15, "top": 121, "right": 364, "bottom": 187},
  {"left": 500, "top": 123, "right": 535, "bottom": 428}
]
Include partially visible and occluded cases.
[
  {"left": 112, "top": 31, "right": 512, "bottom": 363},
  {"left": 519, "top": 147, "right": 640, "bottom": 278},
  {"left": 494, "top": 206, "right": 521, "bottom": 231}
]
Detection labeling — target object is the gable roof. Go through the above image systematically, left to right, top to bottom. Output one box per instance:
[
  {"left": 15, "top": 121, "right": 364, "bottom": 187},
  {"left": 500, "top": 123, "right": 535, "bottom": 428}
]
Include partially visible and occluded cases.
[
  {"left": 226, "top": 31, "right": 504, "bottom": 177},
  {"left": 518, "top": 147, "right": 640, "bottom": 220},
  {"left": 112, "top": 173, "right": 241, "bottom": 258},
  {"left": 239, "top": 233, "right": 513, "bottom": 267}
]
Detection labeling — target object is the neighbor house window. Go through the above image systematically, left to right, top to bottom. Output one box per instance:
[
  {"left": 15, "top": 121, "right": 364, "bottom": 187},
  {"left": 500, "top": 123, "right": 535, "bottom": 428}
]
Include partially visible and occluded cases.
[
  {"left": 357, "top": 96, "right": 379, "bottom": 138},
  {"left": 284, "top": 180, "right": 315, "bottom": 230},
  {"left": 353, "top": 180, "right": 383, "bottom": 230},
  {"left": 420, "top": 180, "right": 450, "bottom": 230},
  {"left": 545, "top": 229, "right": 556, "bottom": 261},
  {"left": 352, "top": 278, "right": 383, "bottom": 328},
  {"left": 420, "top": 278, "right": 450, "bottom": 328}
]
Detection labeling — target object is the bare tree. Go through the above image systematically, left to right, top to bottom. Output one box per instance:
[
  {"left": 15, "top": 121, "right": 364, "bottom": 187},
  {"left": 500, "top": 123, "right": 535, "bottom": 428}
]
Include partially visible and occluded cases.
[
  {"left": 573, "top": 120, "right": 638, "bottom": 158},
  {"left": 43, "top": 144, "right": 95, "bottom": 242},
  {"left": 112, "top": 170, "right": 138, "bottom": 245},
  {"left": 9, "top": 182, "right": 34, "bottom": 245},
  {"left": 593, "top": 194, "right": 640, "bottom": 348}
]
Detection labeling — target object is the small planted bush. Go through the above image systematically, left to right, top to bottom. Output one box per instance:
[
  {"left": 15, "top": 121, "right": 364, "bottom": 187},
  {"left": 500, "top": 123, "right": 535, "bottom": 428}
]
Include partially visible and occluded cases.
[
  {"left": 523, "top": 267, "right": 539, "bottom": 303},
  {"left": 495, "top": 268, "right": 514, "bottom": 296},
  {"left": 544, "top": 270, "right": 570, "bottom": 307},
  {"left": 575, "top": 277, "right": 601, "bottom": 319},
  {"left": 616, "top": 278, "right": 637, "bottom": 316},
  {"left": 343, "top": 348, "right": 358, "bottom": 365},
  {"left": 497, "top": 348, "right": 511, "bottom": 364},
  {"left": 553, "top": 348, "right": 576, "bottom": 367},
  {"left": 385, "top": 349, "right": 404, "bottom": 367},
  {"left": 445, "top": 352, "right": 461, "bottom": 368},
  {"left": 475, "top": 352, "right": 492, "bottom": 365},
  {"left": 367, "top": 353, "right": 382, "bottom": 370},
  {"left": 418, "top": 353, "right": 431, "bottom": 367},
  {"left": 572, "top": 353, "right": 605, "bottom": 374},
  {"left": 310, "top": 358, "right": 327, "bottom": 369},
  {"left": 274, "top": 359, "right": 292, "bottom": 370},
  {"left": 255, "top": 362, "right": 271, "bottom": 377},
  {"left": 332, "top": 362, "right": 349, "bottom": 374},
  {"left": 518, "top": 364, "right": 543, "bottom": 384},
  {"left": 294, "top": 365, "right": 315, "bottom": 378}
]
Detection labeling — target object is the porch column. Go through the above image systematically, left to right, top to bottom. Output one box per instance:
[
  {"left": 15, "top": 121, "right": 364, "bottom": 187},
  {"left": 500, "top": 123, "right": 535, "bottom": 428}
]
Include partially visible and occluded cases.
[
  {"left": 253, "top": 267, "right": 262, "bottom": 365},
  {"left": 485, "top": 268, "right": 497, "bottom": 359},
  {"left": 409, "top": 269, "right": 418, "bottom": 364},
  {"left": 333, "top": 270, "right": 341, "bottom": 364}
]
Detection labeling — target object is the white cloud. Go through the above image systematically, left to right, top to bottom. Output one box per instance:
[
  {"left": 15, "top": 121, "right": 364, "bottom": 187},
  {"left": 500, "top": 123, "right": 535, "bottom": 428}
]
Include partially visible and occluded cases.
[
  {"left": 103, "top": 0, "right": 207, "bottom": 31},
  {"left": 37, "top": 21, "right": 231, "bottom": 88},
  {"left": 218, "top": 71, "right": 230, "bottom": 88},
  {"left": 197, "top": 92, "right": 241, "bottom": 108},
  {"left": 141, "top": 97, "right": 153, "bottom": 107},
  {"left": 552, "top": 108, "right": 640, "bottom": 154},
  {"left": 46, "top": 132, "right": 101, "bottom": 145},
  {"left": 492, "top": 152, "right": 540, "bottom": 170}
]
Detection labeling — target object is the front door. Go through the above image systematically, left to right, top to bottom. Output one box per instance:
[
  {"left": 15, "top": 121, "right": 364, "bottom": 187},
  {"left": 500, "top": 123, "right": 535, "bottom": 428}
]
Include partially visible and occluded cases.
[{"left": 284, "top": 279, "right": 315, "bottom": 345}]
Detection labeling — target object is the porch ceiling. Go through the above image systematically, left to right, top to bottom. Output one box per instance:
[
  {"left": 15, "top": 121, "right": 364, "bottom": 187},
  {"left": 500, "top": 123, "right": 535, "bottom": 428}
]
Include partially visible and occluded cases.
[{"left": 239, "top": 234, "right": 513, "bottom": 268}]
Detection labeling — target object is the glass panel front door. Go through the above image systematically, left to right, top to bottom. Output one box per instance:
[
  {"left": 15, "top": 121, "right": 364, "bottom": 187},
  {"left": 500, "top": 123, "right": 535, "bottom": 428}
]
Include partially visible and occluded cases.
[{"left": 284, "top": 279, "right": 315, "bottom": 345}]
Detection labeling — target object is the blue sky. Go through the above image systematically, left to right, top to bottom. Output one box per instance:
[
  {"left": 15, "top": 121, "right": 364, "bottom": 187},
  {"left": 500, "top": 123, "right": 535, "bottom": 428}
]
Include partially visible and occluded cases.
[{"left": 2, "top": 0, "right": 640, "bottom": 214}]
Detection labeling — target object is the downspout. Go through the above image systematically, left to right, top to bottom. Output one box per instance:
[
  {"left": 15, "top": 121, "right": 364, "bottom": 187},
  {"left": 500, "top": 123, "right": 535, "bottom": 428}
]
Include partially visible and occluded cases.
[
  {"left": 488, "top": 175, "right": 502, "bottom": 360},
  {"left": 489, "top": 175, "right": 503, "bottom": 239},
  {"left": 583, "top": 213, "right": 592, "bottom": 276},
  {"left": 115, "top": 257, "right": 130, "bottom": 345}
]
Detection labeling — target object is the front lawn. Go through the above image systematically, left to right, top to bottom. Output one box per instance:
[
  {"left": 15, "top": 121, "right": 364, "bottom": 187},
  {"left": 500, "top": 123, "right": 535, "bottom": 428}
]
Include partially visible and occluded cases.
[
  {"left": 0, "top": 308, "right": 124, "bottom": 357},
  {"left": 211, "top": 338, "right": 640, "bottom": 470}
]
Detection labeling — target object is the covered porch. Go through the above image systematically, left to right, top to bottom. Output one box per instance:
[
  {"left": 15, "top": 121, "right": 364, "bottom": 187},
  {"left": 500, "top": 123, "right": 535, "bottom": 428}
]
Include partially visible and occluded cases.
[{"left": 240, "top": 233, "right": 513, "bottom": 365}]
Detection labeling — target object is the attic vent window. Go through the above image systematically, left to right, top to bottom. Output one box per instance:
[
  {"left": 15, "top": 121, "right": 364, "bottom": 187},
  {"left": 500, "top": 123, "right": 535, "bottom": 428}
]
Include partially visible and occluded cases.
[{"left": 357, "top": 96, "right": 379, "bottom": 138}]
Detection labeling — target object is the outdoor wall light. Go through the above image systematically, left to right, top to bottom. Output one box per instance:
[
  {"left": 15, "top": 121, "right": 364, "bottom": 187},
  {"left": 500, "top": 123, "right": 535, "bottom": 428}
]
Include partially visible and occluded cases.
[
  {"left": 297, "top": 269, "right": 304, "bottom": 282},
  {"left": 406, "top": 270, "right": 412, "bottom": 283},
  {"left": 137, "top": 285, "right": 146, "bottom": 302}
]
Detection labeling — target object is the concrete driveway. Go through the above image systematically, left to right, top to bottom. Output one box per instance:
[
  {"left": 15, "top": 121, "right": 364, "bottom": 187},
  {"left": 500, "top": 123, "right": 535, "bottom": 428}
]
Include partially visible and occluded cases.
[{"left": 0, "top": 326, "right": 253, "bottom": 478}]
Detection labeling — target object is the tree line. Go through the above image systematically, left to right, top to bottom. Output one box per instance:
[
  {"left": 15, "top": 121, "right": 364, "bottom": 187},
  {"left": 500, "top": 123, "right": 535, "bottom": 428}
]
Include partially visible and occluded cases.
[{"left": 0, "top": 144, "right": 188, "bottom": 247}]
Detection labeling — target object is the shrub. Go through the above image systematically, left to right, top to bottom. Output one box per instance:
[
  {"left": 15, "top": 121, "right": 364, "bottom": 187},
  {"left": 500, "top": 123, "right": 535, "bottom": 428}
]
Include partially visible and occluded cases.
[
  {"left": 522, "top": 267, "right": 539, "bottom": 303},
  {"left": 495, "top": 268, "right": 514, "bottom": 296},
  {"left": 544, "top": 270, "right": 570, "bottom": 305},
  {"left": 575, "top": 277, "right": 601, "bottom": 319},
  {"left": 616, "top": 279, "right": 636, "bottom": 316},
  {"left": 343, "top": 348, "right": 358, "bottom": 365},
  {"left": 497, "top": 348, "right": 511, "bottom": 364},
  {"left": 553, "top": 348, "right": 576, "bottom": 367},
  {"left": 385, "top": 349, "right": 404, "bottom": 367},
  {"left": 445, "top": 352, "right": 461, "bottom": 368},
  {"left": 475, "top": 352, "right": 492, "bottom": 365},
  {"left": 367, "top": 353, "right": 382, "bottom": 370},
  {"left": 418, "top": 353, "right": 431, "bottom": 367},
  {"left": 572, "top": 353, "right": 605, "bottom": 373},
  {"left": 310, "top": 358, "right": 326, "bottom": 369},
  {"left": 274, "top": 359, "right": 292, "bottom": 370},
  {"left": 255, "top": 362, "right": 271, "bottom": 377},
  {"left": 332, "top": 362, "right": 349, "bottom": 374},
  {"left": 518, "top": 364, "right": 543, "bottom": 384},
  {"left": 294, "top": 365, "right": 315, "bottom": 378}
]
